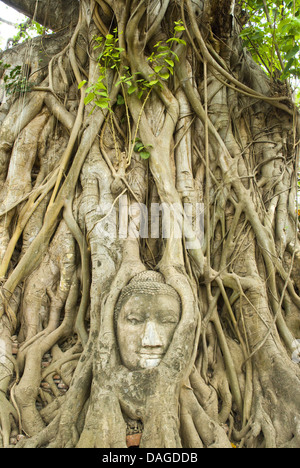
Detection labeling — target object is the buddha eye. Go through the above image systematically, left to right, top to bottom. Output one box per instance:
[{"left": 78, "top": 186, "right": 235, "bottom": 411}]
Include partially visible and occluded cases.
[
  {"left": 160, "top": 315, "right": 177, "bottom": 324},
  {"left": 127, "top": 316, "right": 143, "bottom": 325}
]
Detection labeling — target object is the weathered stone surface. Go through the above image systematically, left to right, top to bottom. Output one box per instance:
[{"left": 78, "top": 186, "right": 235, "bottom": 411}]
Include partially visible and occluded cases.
[{"left": 0, "top": 0, "right": 79, "bottom": 31}]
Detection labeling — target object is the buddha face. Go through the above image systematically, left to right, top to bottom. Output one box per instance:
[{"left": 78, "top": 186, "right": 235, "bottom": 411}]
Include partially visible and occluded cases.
[{"left": 116, "top": 293, "right": 181, "bottom": 371}]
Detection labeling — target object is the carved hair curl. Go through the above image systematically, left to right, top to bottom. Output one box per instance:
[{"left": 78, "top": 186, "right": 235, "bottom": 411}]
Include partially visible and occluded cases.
[{"left": 114, "top": 270, "right": 181, "bottom": 326}]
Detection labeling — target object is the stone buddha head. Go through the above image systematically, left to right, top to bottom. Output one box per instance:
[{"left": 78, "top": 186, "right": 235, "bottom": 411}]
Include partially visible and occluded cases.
[{"left": 114, "top": 271, "right": 181, "bottom": 371}]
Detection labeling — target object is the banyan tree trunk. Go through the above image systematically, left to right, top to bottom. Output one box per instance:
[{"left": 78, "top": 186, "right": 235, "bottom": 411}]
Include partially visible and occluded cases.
[{"left": 0, "top": 0, "right": 299, "bottom": 449}]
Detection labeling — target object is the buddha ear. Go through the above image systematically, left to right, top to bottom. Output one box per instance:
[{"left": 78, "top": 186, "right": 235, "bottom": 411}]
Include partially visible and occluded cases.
[{"left": 159, "top": 265, "right": 200, "bottom": 382}]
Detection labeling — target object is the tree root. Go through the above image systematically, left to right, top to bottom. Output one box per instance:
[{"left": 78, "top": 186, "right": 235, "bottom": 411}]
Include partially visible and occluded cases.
[{"left": 180, "top": 386, "right": 232, "bottom": 448}]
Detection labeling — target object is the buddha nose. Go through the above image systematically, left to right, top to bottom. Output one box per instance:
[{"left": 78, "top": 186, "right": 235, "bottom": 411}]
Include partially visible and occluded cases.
[{"left": 142, "top": 321, "right": 163, "bottom": 348}]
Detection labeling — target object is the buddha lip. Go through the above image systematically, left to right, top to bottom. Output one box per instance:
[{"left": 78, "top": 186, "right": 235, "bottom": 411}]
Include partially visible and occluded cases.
[{"left": 140, "top": 353, "right": 164, "bottom": 358}]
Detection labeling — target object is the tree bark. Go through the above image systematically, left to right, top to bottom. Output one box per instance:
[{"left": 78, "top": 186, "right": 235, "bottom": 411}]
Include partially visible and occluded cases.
[{"left": 0, "top": 0, "right": 79, "bottom": 31}]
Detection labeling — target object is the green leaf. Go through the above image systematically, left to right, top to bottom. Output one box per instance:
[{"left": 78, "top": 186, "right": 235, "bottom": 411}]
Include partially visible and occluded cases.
[
  {"left": 174, "top": 25, "right": 185, "bottom": 32},
  {"left": 166, "top": 37, "right": 186, "bottom": 45},
  {"left": 286, "top": 45, "right": 300, "bottom": 61},
  {"left": 156, "top": 46, "right": 170, "bottom": 52},
  {"left": 170, "top": 51, "right": 180, "bottom": 62},
  {"left": 155, "top": 52, "right": 170, "bottom": 59},
  {"left": 164, "top": 58, "right": 174, "bottom": 68},
  {"left": 281, "top": 58, "right": 294, "bottom": 79},
  {"left": 154, "top": 65, "right": 163, "bottom": 73},
  {"left": 159, "top": 72, "right": 170, "bottom": 80},
  {"left": 148, "top": 79, "right": 159, "bottom": 86},
  {"left": 78, "top": 80, "right": 87, "bottom": 89},
  {"left": 95, "top": 81, "right": 107, "bottom": 90},
  {"left": 128, "top": 84, "right": 137, "bottom": 95},
  {"left": 85, "top": 85, "right": 95, "bottom": 93},
  {"left": 94, "top": 90, "right": 109, "bottom": 97},
  {"left": 84, "top": 93, "right": 96, "bottom": 105},
  {"left": 117, "top": 94, "right": 125, "bottom": 105},
  {"left": 95, "top": 98, "right": 110, "bottom": 108},
  {"left": 134, "top": 142, "right": 144, "bottom": 152},
  {"left": 140, "top": 151, "right": 151, "bottom": 159}
]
